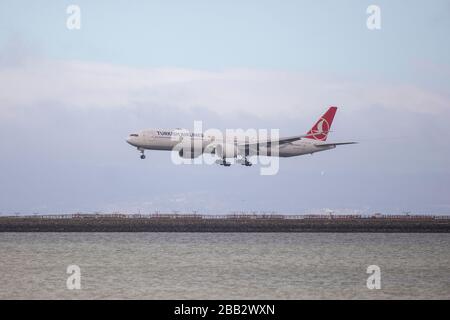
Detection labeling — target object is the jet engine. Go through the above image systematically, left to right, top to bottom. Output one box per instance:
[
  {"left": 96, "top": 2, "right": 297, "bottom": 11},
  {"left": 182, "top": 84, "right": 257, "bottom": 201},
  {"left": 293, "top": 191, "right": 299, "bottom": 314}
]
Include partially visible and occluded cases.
[
  {"left": 177, "top": 140, "right": 204, "bottom": 159},
  {"left": 215, "top": 143, "right": 238, "bottom": 159}
]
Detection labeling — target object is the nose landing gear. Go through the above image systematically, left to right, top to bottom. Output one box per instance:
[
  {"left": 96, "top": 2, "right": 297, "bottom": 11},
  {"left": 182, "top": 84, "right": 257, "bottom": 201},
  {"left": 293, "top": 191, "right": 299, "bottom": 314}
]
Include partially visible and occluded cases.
[{"left": 138, "top": 148, "right": 146, "bottom": 159}]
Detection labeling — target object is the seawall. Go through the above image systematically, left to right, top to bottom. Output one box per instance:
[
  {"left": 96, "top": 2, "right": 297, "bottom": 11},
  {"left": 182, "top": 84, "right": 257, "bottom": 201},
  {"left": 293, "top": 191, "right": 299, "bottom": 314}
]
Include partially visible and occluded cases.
[{"left": 1, "top": 215, "right": 449, "bottom": 232}]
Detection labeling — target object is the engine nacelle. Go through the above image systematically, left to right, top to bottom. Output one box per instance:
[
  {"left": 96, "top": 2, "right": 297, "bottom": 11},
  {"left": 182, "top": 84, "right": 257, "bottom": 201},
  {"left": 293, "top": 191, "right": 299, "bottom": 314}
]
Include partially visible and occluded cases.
[
  {"left": 177, "top": 141, "right": 203, "bottom": 159},
  {"left": 215, "top": 143, "right": 238, "bottom": 159}
]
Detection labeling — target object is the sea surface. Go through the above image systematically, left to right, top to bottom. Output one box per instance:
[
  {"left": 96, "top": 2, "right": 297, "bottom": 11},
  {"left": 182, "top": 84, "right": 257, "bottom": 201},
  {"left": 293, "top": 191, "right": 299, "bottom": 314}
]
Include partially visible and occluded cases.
[{"left": 0, "top": 233, "right": 449, "bottom": 299}]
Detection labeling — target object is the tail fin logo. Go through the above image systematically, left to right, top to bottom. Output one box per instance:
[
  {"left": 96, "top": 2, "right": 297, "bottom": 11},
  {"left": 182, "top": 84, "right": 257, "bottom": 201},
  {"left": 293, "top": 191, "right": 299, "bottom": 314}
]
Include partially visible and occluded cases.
[
  {"left": 305, "top": 106, "right": 337, "bottom": 141},
  {"left": 308, "top": 117, "right": 330, "bottom": 141}
]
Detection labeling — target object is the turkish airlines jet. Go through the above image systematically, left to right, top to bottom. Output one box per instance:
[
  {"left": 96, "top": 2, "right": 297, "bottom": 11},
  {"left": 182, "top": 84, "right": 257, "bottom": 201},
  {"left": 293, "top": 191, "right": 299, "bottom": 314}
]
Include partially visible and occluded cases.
[{"left": 126, "top": 106, "right": 356, "bottom": 166}]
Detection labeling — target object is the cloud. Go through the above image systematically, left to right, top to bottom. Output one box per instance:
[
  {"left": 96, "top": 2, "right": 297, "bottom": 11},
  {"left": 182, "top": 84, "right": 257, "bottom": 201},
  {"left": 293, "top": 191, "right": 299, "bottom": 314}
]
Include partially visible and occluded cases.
[{"left": 1, "top": 56, "right": 449, "bottom": 122}]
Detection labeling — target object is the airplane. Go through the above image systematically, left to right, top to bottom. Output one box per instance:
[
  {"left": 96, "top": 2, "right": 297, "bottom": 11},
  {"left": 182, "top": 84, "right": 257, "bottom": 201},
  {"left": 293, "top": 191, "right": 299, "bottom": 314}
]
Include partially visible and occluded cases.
[{"left": 126, "top": 106, "right": 356, "bottom": 167}]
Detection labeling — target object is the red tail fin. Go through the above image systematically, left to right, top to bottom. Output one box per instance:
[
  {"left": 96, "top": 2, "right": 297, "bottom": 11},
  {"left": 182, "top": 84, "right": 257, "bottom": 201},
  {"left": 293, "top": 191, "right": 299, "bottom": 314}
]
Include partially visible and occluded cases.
[{"left": 305, "top": 106, "right": 337, "bottom": 141}]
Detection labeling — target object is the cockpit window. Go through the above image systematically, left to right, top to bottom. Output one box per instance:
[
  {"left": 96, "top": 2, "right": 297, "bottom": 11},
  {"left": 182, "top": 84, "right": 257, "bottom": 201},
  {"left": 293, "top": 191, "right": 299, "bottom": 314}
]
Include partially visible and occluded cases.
[{"left": 130, "top": 134, "right": 139, "bottom": 137}]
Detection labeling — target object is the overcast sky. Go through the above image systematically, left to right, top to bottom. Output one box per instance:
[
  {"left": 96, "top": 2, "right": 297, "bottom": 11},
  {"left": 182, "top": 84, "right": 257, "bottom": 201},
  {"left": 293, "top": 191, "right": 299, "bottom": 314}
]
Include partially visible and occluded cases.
[{"left": 0, "top": 0, "right": 449, "bottom": 215}]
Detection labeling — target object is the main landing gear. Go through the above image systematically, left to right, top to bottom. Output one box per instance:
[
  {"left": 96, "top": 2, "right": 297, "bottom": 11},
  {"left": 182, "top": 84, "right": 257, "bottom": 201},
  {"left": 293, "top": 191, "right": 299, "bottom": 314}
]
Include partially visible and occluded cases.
[
  {"left": 216, "top": 157, "right": 252, "bottom": 167},
  {"left": 237, "top": 157, "right": 252, "bottom": 167},
  {"left": 216, "top": 158, "right": 231, "bottom": 167},
  {"left": 221, "top": 158, "right": 231, "bottom": 167},
  {"left": 243, "top": 158, "right": 252, "bottom": 167}
]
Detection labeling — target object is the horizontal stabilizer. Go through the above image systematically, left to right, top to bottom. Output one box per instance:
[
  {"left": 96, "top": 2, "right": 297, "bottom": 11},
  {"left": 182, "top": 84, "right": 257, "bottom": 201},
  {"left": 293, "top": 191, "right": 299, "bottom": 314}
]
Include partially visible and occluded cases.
[{"left": 315, "top": 142, "right": 358, "bottom": 147}]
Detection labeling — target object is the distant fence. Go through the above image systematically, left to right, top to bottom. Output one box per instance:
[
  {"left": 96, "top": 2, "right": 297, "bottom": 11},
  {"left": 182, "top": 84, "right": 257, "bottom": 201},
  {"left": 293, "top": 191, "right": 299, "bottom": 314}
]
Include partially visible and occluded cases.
[{"left": 2, "top": 213, "right": 450, "bottom": 220}]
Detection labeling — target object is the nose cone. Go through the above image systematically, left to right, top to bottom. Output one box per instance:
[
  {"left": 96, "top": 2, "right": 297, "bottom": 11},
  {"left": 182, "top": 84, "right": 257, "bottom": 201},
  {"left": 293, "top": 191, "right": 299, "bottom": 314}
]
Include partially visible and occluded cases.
[
  {"left": 126, "top": 133, "right": 140, "bottom": 146},
  {"left": 126, "top": 136, "right": 136, "bottom": 146}
]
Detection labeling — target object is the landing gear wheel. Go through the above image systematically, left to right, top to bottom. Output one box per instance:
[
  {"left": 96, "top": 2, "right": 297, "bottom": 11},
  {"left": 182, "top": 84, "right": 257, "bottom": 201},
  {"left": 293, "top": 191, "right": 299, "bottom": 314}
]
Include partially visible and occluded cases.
[
  {"left": 138, "top": 148, "right": 146, "bottom": 159},
  {"left": 241, "top": 157, "right": 252, "bottom": 166},
  {"left": 222, "top": 159, "right": 231, "bottom": 167}
]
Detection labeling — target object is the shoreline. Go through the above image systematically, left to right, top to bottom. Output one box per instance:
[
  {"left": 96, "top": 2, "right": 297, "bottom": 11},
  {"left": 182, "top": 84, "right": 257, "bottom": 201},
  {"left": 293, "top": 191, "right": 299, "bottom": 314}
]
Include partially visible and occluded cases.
[{"left": 1, "top": 215, "right": 449, "bottom": 233}]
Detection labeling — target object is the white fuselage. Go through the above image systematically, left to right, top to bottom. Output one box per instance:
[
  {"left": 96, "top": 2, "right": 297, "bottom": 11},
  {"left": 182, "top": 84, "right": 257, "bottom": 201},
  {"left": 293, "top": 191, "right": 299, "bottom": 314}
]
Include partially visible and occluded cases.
[{"left": 126, "top": 129, "right": 335, "bottom": 158}]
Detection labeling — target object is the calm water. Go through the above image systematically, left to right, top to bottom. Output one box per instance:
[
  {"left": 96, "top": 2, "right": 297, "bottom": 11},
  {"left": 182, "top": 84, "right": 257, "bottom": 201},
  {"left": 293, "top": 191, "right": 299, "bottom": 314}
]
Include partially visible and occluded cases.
[{"left": 0, "top": 233, "right": 449, "bottom": 299}]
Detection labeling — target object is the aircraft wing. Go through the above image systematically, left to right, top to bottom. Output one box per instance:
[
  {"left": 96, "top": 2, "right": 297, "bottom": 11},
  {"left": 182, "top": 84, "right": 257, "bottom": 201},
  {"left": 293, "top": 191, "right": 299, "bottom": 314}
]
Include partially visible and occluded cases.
[
  {"left": 238, "top": 133, "right": 326, "bottom": 147},
  {"left": 314, "top": 142, "right": 358, "bottom": 147}
]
